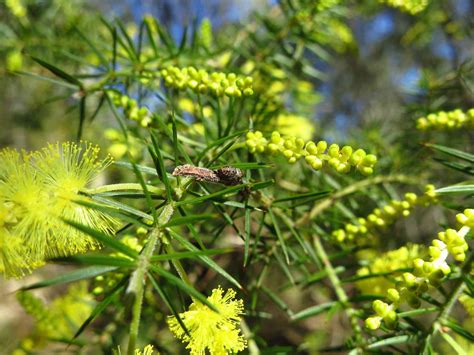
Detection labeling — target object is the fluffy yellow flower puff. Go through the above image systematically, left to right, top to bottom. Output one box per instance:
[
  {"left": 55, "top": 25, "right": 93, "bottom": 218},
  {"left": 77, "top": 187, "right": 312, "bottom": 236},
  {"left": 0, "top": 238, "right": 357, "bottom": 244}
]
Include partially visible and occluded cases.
[
  {"left": 0, "top": 142, "right": 116, "bottom": 278},
  {"left": 167, "top": 287, "right": 247, "bottom": 355}
]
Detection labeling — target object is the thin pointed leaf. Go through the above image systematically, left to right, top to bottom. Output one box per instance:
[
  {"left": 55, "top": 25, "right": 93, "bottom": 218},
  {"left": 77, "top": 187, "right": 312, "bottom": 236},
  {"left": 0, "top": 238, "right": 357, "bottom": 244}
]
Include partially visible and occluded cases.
[
  {"left": 153, "top": 18, "right": 175, "bottom": 51},
  {"left": 116, "top": 19, "right": 138, "bottom": 60},
  {"left": 143, "top": 19, "right": 159, "bottom": 57},
  {"left": 74, "top": 26, "right": 110, "bottom": 68},
  {"left": 178, "top": 26, "right": 188, "bottom": 53},
  {"left": 112, "top": 27, "right": 117, "bottom": 70},
  {"left": 31, "top": 56, "right": 82, "bottom": 87},
  {"left": 15, "top": 70, "right": 78, "bottom": 89},
  {"left": 89, "top": 94, "right": 106, "bottom": 123},
  {"left": 77, "top": 95, "right": 86, "bottom": 140},
  {"left": 197, "top": 130, "right": 246, "bottom": 163},
  {"left": 149, "top": 132, "right": 173, "bottom": 200},
  {"left": 205, "top": 136, "right": 241, "bottom": 168},
  {"left": 427, "top": 143, "right": 474, "bottom": 163},
  {"left": 434, "top": 158, "right": 474, "bottom": 176},
  {"left": 114, "top": 161, "right": 159, "bottom": 176},
  {"left": 132, "top": 162, "right": 158, "bottom": 223},
  {"left": 210, "top": 162, "right": 271, "bottom": 170},
  {"left": 175, "top": 180, "right": 273, "bottom": 207},
  {"left": 174, "top": 184, "right": 246, "bottom": 206},
  {"left": 435, "top": 185, "right": 474, "bottom": 195},
  {"left": 273, "top": 190, "right": 331, "bottom": 204},
  {"left": 91, "top": 195, "right": 154, "bottom": 222},
  {"left": 72, "top": 198, "right": 150, "bottom": 228},
  {"left": 244, "top": 207, "right": 251, "bottom": 267},
  {"left": 269, "top": 209, "right": 289, "bottom": 264},
  {"left": 163, "top": 214, "right": 217, "bottom": 227},
  {"left": 63, "top": 219, "right": 139, "bottom": 259},
  {"left": 169, "top": 229, "right": 242, "bottom": 289},
  {"left": 150, "top": 249, "right": 231, "bottom": 262},
  {"left": 55, "top": 255, "right": 136, "bottom": 268},
  {"left": 149, "top": 264, "right": 217, "bottom": 311},
  {"left": 21, "top": 266, "right": 117, "bottom": 290},
  {"left": 147, "top": 271, "right": 190, "bottom": 337},
  {"left": 73, "top": 280, "right": 125, "bottom": 339},
  {"left": 261, "top": 285, "right": 292, "bottom": 315},
  {"left": 291, "top": 302, "right": 336, "bottom": 321},
  {"left": 397, "top": 307, "right": 438, "bottom": 318},
  {"left": 443, "top": 319, "right": 474, "bottom": 342},
  {"left": 367, "top": 335, "right": 418, "bottom": 349}
]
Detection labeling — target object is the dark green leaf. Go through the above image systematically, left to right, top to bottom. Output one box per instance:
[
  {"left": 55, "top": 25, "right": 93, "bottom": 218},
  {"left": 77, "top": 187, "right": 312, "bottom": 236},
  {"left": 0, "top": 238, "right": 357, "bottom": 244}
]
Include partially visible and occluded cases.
[
  {"left": 74, "top": 26, "right": 110, "bottom": 68},
  {"left": 31, "top": 56, "right": 82, "bottom": 87},
  {"left": 149, "top": 131, "right": 174, "bottom": 200},
  {"left": 426, "top": 143, "right": 474, "bottom": 163},
  {"left": 435, "top": 185, "right": 474, "bottom": 195},
  {"left": 273, "top": 190, "right": 331, "bottom": 204},
  {"left": 269, "top": 209, "right": 289, "bottom": 264},
  {"left": 163, "top": 214, "right": 217, "bottom": 227},
  {"left": 63, "top": 219, "right": 139, "bottom": 259},
  {"left": 169, "top": 229, "right": 242, "bottom": 289},
  {"left": 150, "top": 249, "right": 231, "bottom": 262},
  {"left": 54, "top": 255, "right": 136, "bottom": 268},
  {"left": 149, "top": 264, "right": 217, "bottom": 311},
  {"left": 20, "top": 266, "right": 117, "bottom": 290},
  {"left": 147, "top": 271, "right": 189, "bottom": 337},
  {"left": 73, "top": 280, "right": 125, "bottom": 339},
  {"left": 291, "top": 302, "right": 336, "bottom": 321},
  {"left": 443, "top": 319, "right": 474, "bottom": 342},
  {"left": 367, "top": 335, "right": 418, "bottom": 349}
]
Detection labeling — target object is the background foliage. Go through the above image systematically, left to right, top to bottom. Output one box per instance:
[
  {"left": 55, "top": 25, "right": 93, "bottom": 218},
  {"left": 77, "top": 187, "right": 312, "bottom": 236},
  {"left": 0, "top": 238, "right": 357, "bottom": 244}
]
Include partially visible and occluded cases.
[{"left": 0, "top": 0, "right": 473, "bottom": 354}]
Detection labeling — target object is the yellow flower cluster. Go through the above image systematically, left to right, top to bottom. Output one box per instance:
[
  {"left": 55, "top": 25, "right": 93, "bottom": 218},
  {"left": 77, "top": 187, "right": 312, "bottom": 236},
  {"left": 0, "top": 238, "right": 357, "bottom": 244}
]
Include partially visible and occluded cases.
[
  {"left": 378, "top": 0, "right": 430, "bottom": 14},
  {"left": 161, "top": 66, "right": 254, "bottom": 97},
  {"left": 107, "top": 91, "right": 153, "bottom": 127},
  {"left": 416, "top": 108, "right": 474, "bottom": 131},
  {"left": 275, "top": 113, "right": 315, "bottom": 141},
  {"left": 245, "top": 131, "right": 377, "bottom": 175},
  {"left": 0, "top": 142, "right": 116, "bottom": 278},
  {"left": 332, "top": 185, "right": 437, "bottom": 244},
  {"left": 365, "top": 209, "right": 472, "bottom": 330},
  {"left": 356, "top": 244, "right": 425, "bottom": 296},
  {"left": 15, "top": 282, "right": 93, "bottom": 352},
  {"left": 167, "top": 287, "right": 247, "bottom": 355}
]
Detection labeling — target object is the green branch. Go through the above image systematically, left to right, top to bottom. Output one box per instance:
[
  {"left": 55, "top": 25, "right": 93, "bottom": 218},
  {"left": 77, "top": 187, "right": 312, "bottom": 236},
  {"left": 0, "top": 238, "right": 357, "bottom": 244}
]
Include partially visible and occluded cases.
[
  {"left": 126, "top": 204, "right": 175, "bottom": 355},
  {"left": 313, "top": 234, "right": 366, "bottom": 350}
]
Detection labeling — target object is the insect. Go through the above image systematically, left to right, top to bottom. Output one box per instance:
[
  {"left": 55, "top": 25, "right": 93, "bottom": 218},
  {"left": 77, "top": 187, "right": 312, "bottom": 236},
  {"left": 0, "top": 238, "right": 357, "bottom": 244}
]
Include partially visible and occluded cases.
[{"left": 172, "top": 164, "right": 244, "bottom": 186}]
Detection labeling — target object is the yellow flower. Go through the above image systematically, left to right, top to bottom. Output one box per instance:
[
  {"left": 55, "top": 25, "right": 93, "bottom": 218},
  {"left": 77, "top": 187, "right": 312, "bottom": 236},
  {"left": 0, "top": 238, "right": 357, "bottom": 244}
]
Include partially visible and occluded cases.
[
  {"left": 276, "top": 113, "right": 315, "bottom": 141},
  {"left": 0, "top": 142, "right": 116, "bottom": 278},
  {"left": 356, "top": 244, "right": 425, "bottom": 295},
  {"left": 167, "top": 287, "right": 247, "bottom": 355},
  {"left": 135, "top": 344, "right": 156, "bottom": 355}
]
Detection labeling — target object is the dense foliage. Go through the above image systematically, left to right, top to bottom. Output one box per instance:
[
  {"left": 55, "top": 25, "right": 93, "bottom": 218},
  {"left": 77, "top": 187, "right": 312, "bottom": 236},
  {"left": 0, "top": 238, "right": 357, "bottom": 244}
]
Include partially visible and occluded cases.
[{"left": 1, "top": 0, "right": 473, "bottom": 354}]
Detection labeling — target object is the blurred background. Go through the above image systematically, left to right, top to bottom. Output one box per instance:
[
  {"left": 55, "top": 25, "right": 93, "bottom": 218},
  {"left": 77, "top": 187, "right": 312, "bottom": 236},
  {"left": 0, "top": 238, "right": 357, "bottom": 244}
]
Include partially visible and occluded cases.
[{"left": 1, "top": 0, "right": 473, "bottom": 353}]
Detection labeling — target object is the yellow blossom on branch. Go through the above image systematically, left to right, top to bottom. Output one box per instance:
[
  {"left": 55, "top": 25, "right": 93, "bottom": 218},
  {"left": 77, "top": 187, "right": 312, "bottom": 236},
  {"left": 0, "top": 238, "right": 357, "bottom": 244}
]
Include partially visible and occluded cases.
[
  {"left": 245, "top": 130, "right": 377, "bottom": 175},
  {"left": 0, "top": 142, "right": 116, "bottom": 278},
  {"left": 167, "top": 287, "right": 247, "bottom": 355}
]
